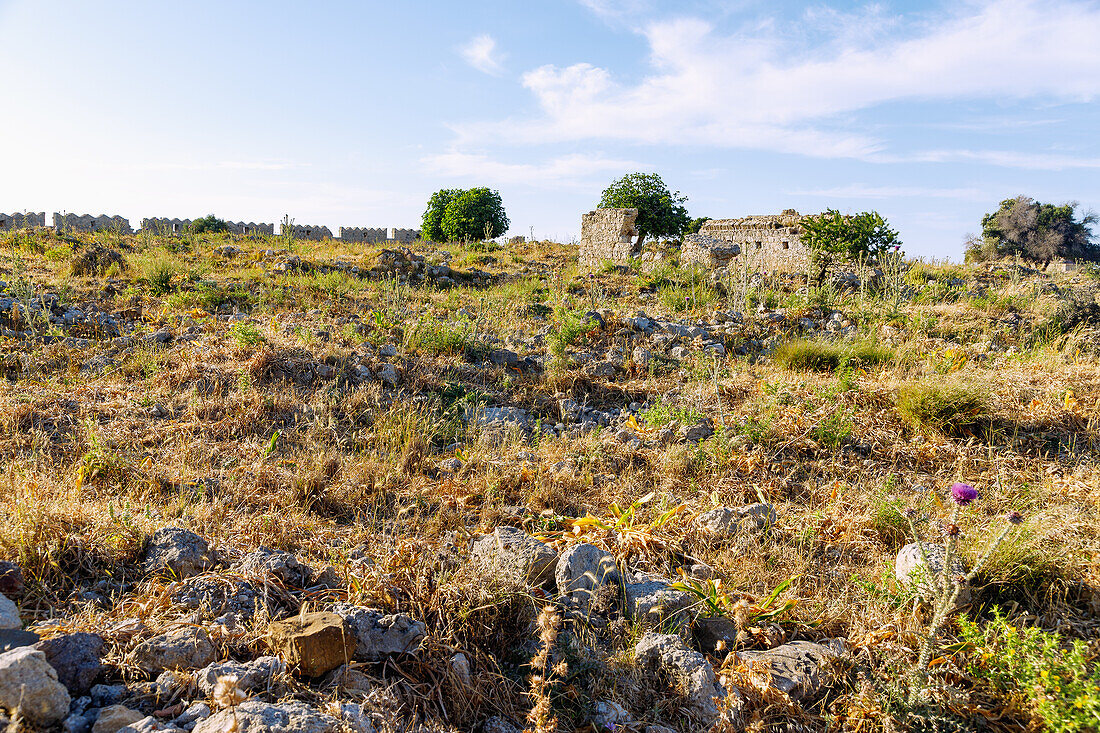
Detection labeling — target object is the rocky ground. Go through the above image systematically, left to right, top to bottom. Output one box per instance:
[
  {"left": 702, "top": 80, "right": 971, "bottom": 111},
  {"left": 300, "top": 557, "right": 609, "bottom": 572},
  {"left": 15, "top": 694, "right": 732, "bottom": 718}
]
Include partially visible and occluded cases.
[{"left": 0, "top": 227, "right": 1098, "bottom": 732}]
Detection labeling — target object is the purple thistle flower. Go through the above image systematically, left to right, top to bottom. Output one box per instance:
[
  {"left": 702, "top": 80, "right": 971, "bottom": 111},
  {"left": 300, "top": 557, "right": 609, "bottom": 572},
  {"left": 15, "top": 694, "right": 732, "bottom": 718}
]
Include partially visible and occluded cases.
[{"left": 950, "top": 483, "right": 979, "bottom": 507}]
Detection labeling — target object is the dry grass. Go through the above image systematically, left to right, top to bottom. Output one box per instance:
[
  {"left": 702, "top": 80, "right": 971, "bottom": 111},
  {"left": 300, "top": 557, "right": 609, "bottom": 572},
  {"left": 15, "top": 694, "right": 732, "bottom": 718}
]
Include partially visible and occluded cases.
[{"left": 0, "top": 227, "right": 1098, "bottom": 731}]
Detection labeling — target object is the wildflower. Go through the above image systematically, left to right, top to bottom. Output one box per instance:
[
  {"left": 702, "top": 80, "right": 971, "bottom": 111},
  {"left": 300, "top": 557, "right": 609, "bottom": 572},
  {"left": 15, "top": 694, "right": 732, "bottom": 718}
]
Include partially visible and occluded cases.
[
  {"left": 950, "top": 483, "right": 979, "bottom": 507},
  {"left": 1007, "top": 510, "right": 1024, "bottom": 525}
]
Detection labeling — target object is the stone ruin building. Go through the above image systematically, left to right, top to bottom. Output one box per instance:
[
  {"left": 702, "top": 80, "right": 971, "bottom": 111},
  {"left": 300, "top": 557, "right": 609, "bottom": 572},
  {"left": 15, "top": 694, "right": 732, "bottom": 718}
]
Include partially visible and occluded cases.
[
  {"left": 579, "top": 208, "right": 640, "bottom": 267},
  {"left": 697, "top": 209, "right": 809, "bottom": 271},
  {"left": 0, "top": 212, "right": 45, "bottom": 231},
  {"left": 53, "top": 213, "right": 132, "bottom": 234},
  {"left": 680, "top": 234, "right": 741, "bottom": 269}
]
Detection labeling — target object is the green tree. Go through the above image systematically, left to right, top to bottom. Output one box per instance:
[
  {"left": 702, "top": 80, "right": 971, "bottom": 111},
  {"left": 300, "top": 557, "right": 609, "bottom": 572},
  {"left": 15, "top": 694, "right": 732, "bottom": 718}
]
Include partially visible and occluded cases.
[
  {"left": 598, "top": 173, "right": 690, "bottom": 244},
  {"left": 439, "top": 188, "right": 509, "bottom": 242},
  {"left": 421, "top": 189, "right": 462, "bottom": 242},
  {"left": 973, "top": 195, "right": 1097, "bottom": 263},
  {"left": 799, "top": 209, "right": 900, "bottom": 284},
  {"left": 190, "top": 214, "right": 229, "bottom": 234},
  {"left": 686, "top": 216, "right": 710, "bottom": 234}
]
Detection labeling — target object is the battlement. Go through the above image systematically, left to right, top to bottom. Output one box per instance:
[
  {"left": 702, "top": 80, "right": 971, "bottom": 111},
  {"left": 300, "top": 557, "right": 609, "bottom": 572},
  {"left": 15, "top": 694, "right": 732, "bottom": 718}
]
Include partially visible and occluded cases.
[
  {"left": 0, "top": 212, "right": 46, "bottom": 230},
  {"left": 54, "top": 213, "right": 132, "bottom": 234}
]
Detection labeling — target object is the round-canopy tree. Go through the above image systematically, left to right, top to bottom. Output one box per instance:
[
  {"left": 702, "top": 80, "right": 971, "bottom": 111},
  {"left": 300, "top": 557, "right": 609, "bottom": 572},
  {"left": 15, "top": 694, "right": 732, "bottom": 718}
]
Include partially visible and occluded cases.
[
  {"left": 598, "top": 173, "right": 690, "bottom": 245},
  {"left": 420, "top": 188, "right": 508, "bottom": 243},
  {"left": 441, "top": 188, "right": 509, "bottom": 242},
  {"left": 420, "top": 189, "right": 462, "bottom": 243},
  {"left": 972, "top": 195, "right": 1098, "bottom": 263}
]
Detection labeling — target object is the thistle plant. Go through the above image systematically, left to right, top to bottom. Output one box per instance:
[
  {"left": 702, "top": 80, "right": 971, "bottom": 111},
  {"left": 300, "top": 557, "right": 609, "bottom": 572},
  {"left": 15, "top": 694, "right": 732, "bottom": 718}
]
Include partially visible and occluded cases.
[{"left": 899, "top": 483, "right": 1022, "bottom": 696}]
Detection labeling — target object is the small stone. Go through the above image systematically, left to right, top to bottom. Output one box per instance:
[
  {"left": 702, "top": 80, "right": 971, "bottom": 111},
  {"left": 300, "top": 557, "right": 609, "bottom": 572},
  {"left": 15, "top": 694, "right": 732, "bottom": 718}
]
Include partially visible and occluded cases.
[
  {"left": 632, "top": 346, "right": 652, "bottom": 365},
  {"left": 488, "top": 349, "right": 519, "bottom": 366},
  {"left": 376, "top": 363, "right": 398, "bottom": 386},
  {"left": 679, "top": 419, "right": 714, "bottom": 443},
  {"left": 439, "top": 457, "right": 463, "bottom": 473},
  {"left": 470, "top": 526, "right": 558, "bottom": 588},
  {"left": 143, "top": 528, "right": 217, "bottom": 579},
  {"left": 895, "top": 542, "right": 972, "bottom": 608},
  {"left": 555, "top": 543, "right": 619, "bottom": 612},
  {"left": 236, "top": 548, "right": 313, "bottom": 587},
  {"left": 0, "top": 563, "right": 23, "bottom": 597},
  {"left": 624, "top": 574, "right": 694, "bottom": 628},
  {"left": 0, "top": 594, "right": 19, "bottom": 630},
  {"left": 331, "top": 605, "right": 426, "bottom": 661},
  {"left": 267, "top": 612, "right": 354, "bottom": 677},
  {"left": 693, "top": 617, "right": 739, "bottom": 654},
  {"left": 133, "top": 628, "right": 216, "bottom": 674},
  {"left": 0, "top": 629, "right": 39, "bottom": 652},
  {"left": 35, "top": 632, "right": 104, "bottom": 695},
  {"left": 634, "top": 633, "right": 734, "bottom": 727},
  {"left": 736, "top": 639, "right": 844, "bottom": 700},
  {"left": 0, "top": 647, "right": 72, "bottom": 726},
  {"left": 449, "top": 652, "right": 471, "bottom": 685},
  {"left": 195, "top": 656, "right": 285, "bottom": 698},
  {"left": 591, "top": 700, "right": 631, "bottom": 728},
  {"left": 192, "top": 701, "right": 339, "bottom": 733},
  {"left": 92, "top": 706, "right": 144, "bottom": 733},
  {"left": 480, "top": 716, "right": 522, "bottom": 733}
]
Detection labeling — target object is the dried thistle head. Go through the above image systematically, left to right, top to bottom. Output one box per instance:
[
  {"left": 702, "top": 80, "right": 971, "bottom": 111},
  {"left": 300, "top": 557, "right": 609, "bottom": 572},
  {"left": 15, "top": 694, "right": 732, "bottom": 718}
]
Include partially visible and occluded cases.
[{"left": 212, "top": 674, "right": 248, "bottom": 708}]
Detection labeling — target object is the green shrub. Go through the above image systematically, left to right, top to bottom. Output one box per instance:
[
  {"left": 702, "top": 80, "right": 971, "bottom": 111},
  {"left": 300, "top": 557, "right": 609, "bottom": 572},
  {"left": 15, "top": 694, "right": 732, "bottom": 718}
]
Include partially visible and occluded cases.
[
  {"left": 190, "top": 214, "right": 230, "bottom": 234},
  {"left": 146, "top": 260, "right": 176, "bottom": 296},
  {"left": 548, "top": 309, "right": 598, "bottom": 364},
  {"left": 406, "top": 316, "right": 482, "bottom": 359},
  {"left": 229, "top": 322, "right": 265, "bottom": 349},
  {"left": 773, "top": 339, "right": 894, "bottom": 372},
  {"left": 896, "top": 382, "right": 990, "bottom": 436},
  {"left": 639, "top": 398, "right": 704, "bottom": 427},
  {"left": 958, "top": 610, "right": 1100, "bottom": 732}
]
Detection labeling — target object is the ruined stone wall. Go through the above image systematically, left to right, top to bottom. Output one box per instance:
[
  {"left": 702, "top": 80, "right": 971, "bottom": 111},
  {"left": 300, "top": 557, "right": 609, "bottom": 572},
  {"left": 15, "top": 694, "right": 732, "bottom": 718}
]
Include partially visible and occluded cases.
[
  {"left": 579, "top": 208, "right": 640, "bottom": 267},
  {"left": 698, "top": 209, "right": 809, "bottom": 272},
  {"left": 0, "top": 212, "right": 45, "bottom": 230},
  {"left": 54, "top": 213, "right": 132, "bottom": 234},
  {"left": 141, "top": 217, "right": 191, "bottom": 234},
  {"left": 227, "top": 222, "right": 274, "bottom": 236},
  {"left": 284, "top": 224, "right": 333, "bottom": 241},
  {"left": 340, "top": 227, "right": 389, "bottom": 243},
  {"left": 389, "top": 228, "right": 420, "bottom": 244},
  {"left": 680, "top": 233, "right": 741, "bottom": 269}
]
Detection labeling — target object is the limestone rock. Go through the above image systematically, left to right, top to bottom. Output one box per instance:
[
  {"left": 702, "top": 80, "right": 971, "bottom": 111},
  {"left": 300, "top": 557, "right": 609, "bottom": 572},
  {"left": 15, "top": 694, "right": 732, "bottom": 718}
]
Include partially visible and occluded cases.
[
  {"left": 678, "top": 419, "right": 714, "bottom": 443},
  {"left": 697, "top": 502, "right": 777, "bottom": 540},
  {"left": 470, "top": 526, "right": 558, "bottom": 588},
  {"left": 143, "top": 528, "right": 218, "bottom": 579},
  {"left": 895, "top": 542, "right": 972, "bottom": 607},
  {"left": 555, "top": 543, "right": 619, "bottom": 612},
  {"left": 236, "top": 547, "right": 314, "bottom": 587},
  {"left": 0, "top": 562, "right": 23, "bottom": 597},
  {"left": 624, "top": 574, "right": 694, "bottom": 628},
  {"left": 169, "top": 576, "right": 266, "bottom": 621},
  {"left": 0, "top": 594, "right": 19, "bottom": 630},
  {"left": 331, "top": 605, "right": 425, "bottom": 661},
  {"left": 267, "top": 612, "right": 354, "bottom": 677},
  {"left": 693, "top": 617, "right": 740, "bottom": 654},
  {"left": 133, "top": 628, "right": 216, "bottom": 674},
  {"left": 0, "top": 630, "right": 38, "bottom": 653},
  {"left": 35, "top": 632, "right": 104, "bottom": 695},
  {"left": 634, "top": 633, "right": 735, "bottom": 726},
  {"left": 736, "top": 639, "right": 844, "bottom": 700},
  {"left": 0, "top": 647, "right": 72, "bottom": 726},
  {"left": 195, "top": 656, "right": 286, "bottom": 696},
  {"left": 591, "top": 700, "right": 632, "bottom": 729},
  {"left": 192, "top": 701, "right": 339, "bottom": 733},
  {"left": 93, "top": 706, "right": 144, "bottom": 733},
  {"left": 480, "top": 716, "right": 523, "bottom": 733}
]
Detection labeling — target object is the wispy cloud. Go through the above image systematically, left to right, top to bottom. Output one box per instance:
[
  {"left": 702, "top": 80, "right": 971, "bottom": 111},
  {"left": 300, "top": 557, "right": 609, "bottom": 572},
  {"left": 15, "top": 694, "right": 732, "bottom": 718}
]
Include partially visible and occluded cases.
[
  {"left": 449, "top": 0, "right": 1100, "bottom": 166},
  {"left": 460, "top": 34, "right": 505, "bottom": 76},
  {"left": 421, "top": 150, "right": 644, "bottom": 189}
]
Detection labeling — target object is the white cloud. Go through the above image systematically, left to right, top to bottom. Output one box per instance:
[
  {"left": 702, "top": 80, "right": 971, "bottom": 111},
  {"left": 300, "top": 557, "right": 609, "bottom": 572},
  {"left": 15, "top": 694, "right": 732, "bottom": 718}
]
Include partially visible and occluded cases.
[
  {"left": 450, "top": 0, "right": 1100, "bottom": 165},
  {"left": 460, "top": 34, "right": 505, "bottom": 76},
  {"left": 421, "top": 150, "right": 644, "bottom": 189}
]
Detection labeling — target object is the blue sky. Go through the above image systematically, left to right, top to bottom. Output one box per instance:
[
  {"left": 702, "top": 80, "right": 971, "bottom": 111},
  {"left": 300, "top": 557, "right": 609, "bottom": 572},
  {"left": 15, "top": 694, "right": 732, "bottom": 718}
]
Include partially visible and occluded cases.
[{"left": 1, "top": 0, "right": 1097, "bottom": 259}]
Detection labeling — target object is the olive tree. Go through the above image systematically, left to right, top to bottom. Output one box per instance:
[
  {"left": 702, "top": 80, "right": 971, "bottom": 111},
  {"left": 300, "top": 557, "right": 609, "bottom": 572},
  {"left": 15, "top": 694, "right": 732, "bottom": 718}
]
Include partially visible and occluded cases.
[
  {"left": 598, "top": 173, "right": 690, "bottom": 245},
  {"left": 420, "top": 188, "right": 509, "bottom": 243},
  {"left": 800, "top": 209, "right": 900, "bottom": 285}
]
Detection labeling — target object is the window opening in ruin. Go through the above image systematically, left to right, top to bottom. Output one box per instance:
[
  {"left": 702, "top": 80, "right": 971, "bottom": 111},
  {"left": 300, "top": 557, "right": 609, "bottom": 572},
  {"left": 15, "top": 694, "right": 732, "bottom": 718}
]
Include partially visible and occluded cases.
[
  {"left": 755, "top": 241, "right": 762, "bottom": 250},
  {"left": 782, "top": 241, "right": 789, "bottom": 249}
]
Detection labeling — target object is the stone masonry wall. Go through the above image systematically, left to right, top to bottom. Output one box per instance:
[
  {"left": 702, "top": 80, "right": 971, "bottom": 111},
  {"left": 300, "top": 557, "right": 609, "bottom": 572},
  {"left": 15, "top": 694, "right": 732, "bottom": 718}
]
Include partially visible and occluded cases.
[
  {"left": 579, "top": 208, "right": 640, "bottom": 267},
  {"left": 698, "top": 209, "right": 809, "bottom": 272},
  {"left": 0, "top": 212, "right": 45, "bottom": 230},
  {"left": 54, "top": 213, "right": 132, "bottom": 234},
  {"left": 284, "top": 224, "right": 333, "bottom": 241},
  {"left": 680, "top": 233, "right": 741, "bottom": 269}
]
